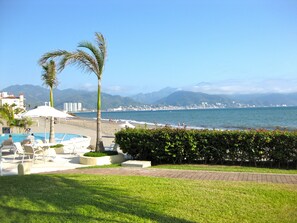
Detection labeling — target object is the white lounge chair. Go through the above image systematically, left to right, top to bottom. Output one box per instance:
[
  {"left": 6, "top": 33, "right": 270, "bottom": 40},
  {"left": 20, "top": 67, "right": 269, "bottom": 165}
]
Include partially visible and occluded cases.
[
  {"left": 13, "top": 142, "right": 25, "bottom": 161},
  {"left": 22, "top": 144, "right": 44, "bottom": 163}
]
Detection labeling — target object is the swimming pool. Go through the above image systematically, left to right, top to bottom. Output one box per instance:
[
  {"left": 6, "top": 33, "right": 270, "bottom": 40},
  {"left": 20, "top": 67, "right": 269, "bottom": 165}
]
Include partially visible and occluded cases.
[{"left": 0, "top": 133, "right": 84, "bottom": 144}]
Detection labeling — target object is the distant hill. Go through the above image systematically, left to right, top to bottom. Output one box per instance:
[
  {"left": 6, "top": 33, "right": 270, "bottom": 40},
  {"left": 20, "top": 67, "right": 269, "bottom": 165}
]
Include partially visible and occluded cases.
[
  {"left": 1, "top": 85, "right": 141, "bottom": 110},
  {"left": 2, "top": 85, "right": 297, "bottom": 109},
  {"left": 131, "top": 87, "right": 177, "bottom": 104},
  {"left": 156, "top": 91, "right": 233, "bottom": 106},
  {"left": 228, "top": 93, "right": 297, "bottom": 107}
]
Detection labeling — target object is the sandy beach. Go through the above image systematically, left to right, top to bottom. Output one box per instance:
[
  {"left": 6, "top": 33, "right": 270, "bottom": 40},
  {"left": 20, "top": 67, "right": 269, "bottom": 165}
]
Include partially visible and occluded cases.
[
  {"left": 1, "top": 116, "right": 155, "bottom": 148},
  {"left": 26, "top": 118, "right": 124, "bottom": 147}
]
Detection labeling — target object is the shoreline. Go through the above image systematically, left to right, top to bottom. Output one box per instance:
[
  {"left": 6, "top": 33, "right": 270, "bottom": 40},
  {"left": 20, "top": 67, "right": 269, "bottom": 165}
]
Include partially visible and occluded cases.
[
  {"left": 73, "top": 107, "right": 297, "bottom": 131},
  {"left": 27, "top": 118, "right": 122, "bottom": 147}
]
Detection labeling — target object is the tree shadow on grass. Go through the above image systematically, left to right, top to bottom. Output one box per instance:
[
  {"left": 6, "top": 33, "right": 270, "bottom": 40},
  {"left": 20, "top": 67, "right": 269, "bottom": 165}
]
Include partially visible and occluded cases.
[{"left": 0, "top": 174, "right": 195, "bottom": 223}]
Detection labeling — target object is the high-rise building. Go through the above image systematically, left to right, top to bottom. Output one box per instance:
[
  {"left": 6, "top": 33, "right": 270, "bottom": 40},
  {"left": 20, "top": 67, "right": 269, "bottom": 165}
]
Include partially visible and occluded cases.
[
  {"left": 63, "top": 102, "right": 82, "bottom": 112},
  {"left": 63, "top": 103, "right": 69, "bottom": 112},
  {"left": 77, "top": 103, "right": 82, "bottom": 111}
]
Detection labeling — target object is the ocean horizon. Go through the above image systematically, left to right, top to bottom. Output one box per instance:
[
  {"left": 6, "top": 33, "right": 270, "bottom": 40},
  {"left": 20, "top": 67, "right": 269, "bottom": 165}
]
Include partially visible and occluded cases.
[{"left": 74, "top": 106, "right": 297, "bottom": 131}]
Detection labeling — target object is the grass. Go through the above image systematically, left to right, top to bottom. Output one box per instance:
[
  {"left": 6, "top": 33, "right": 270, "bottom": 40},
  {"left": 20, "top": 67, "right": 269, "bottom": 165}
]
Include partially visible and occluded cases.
[
  {"left": 152, "top": 164, "right": 297, "bottom": 174},
  {"left": 0, "top": 174, "right": 296, "bottom": 222}
]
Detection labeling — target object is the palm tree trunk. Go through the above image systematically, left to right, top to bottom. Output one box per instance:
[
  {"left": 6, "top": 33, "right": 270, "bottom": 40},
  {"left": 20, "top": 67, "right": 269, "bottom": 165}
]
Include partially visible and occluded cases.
[
  {"left": 96, "top": 79, "right": 104, "bottom": 152},
  {"left": 49, "top": 87, "right": 55, "bottom": 143},
  {"left": 50, "top": 88, "right": 54, "bottom": 107},
  {"left": 49, "top": 117, "right": 55, "bottom": 143}
]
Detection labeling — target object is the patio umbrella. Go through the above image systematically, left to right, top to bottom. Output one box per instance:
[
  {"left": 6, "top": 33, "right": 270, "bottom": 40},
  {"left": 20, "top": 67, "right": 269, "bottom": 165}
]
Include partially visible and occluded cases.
[
  {"left": 21, "top": 106, "right": 73, "bottom": 141},
  {"left": 22, "top": 106, "right": 72, "bottom": 119},
  {"left": 119, "top": 121, "right": 135, "bottom": 129}
]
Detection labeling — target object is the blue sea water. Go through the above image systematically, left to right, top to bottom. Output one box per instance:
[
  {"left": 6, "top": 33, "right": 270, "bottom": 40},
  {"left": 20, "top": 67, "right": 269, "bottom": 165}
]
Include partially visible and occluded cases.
[{"left": 75, "top": 107, "right": 297, "bottom": 130}]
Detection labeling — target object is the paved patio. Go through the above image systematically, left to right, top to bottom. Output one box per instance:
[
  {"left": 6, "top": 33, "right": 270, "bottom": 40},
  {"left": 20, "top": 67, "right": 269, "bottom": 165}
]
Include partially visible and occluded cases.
[
  {"left": 2, "top": 148, "right": 296, "bottom": 184},
  {"left": 0, "top": 153, "right": 90, "bottom": 176},
  {"left": 45, "top": 167, "right": 297, "bottom": 184}
]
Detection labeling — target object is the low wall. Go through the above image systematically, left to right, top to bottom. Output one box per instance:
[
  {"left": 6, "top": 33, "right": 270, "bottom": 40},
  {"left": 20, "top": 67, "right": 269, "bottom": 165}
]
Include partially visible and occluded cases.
[{"left": 80, "top": 154, "right": 125, "bottom": 166}]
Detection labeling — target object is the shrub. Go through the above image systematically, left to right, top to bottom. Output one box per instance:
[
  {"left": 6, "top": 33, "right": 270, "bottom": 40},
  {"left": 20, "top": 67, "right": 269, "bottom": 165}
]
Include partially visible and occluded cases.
[
  {"left": 115, "top": 128, "right": 297, "bottom": 168},
  {"left": 50, "top": 144, "right": 64, "bottom": 148},
  {"left": 84, "top": 151, "right": 118, "bottom": 157}
]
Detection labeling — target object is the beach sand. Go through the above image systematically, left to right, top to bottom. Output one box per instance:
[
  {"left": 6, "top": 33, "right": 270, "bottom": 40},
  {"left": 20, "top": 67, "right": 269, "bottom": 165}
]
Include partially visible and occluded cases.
[{"left": 26, "top": 118, "right": 122, "bottom": 147}]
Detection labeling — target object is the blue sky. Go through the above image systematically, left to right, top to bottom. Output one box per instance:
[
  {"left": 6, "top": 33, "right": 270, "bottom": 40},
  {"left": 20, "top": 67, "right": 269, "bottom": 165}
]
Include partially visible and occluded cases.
[{"left": 0, "top": 0, "right": 296, "bottom": 95}]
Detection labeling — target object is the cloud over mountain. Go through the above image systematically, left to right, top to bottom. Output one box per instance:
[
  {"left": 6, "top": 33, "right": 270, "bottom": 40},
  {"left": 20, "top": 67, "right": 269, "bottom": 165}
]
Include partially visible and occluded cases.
[{"left": 183, "top": 79, "right": 297, "bottom": 95}]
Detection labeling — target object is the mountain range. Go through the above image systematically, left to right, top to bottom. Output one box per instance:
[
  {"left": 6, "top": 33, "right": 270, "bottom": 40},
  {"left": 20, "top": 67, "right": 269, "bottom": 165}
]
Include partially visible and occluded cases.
[
  {"left": 2, "top": 84, "right": 297, "bottom": 110},
  {"left": 1, "top": 85, "right": 141, "bottom": 110}
]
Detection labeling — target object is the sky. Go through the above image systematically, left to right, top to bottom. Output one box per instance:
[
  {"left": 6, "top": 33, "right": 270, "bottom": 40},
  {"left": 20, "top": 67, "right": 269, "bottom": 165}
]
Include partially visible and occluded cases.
[{"left": 0, "top": 0, "right": 296, "bottom": 96}]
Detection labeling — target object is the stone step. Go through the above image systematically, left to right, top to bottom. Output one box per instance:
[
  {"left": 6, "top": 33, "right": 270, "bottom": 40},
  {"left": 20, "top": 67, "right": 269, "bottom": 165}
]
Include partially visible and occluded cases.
[{"left": 121, "top": 160, "right": 151, "bottom": 168}]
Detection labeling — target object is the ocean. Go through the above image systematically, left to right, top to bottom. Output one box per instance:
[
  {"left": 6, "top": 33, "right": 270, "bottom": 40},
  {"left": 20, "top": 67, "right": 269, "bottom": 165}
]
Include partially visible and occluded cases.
[{"left": 74, "top": 107, "right": 297, "bottom": 130}]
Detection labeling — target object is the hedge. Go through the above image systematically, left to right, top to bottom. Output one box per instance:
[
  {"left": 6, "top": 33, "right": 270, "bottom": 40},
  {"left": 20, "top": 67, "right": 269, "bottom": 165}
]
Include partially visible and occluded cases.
[{"left": 115, "top": 127, "right": 297, "bottom": 168}]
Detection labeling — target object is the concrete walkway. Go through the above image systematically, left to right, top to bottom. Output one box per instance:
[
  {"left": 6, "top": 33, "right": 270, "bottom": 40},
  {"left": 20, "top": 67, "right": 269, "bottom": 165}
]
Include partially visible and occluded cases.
[{"left": 45, "top": 167, "right": 297, "bottom": 184}]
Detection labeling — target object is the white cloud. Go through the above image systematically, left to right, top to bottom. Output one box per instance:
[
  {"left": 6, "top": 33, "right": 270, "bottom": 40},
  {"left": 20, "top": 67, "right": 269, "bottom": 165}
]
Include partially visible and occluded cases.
[
  {"left": 184, "top": 78, "right": 297, "bottom": 95},
  {"left": 79, "top": 83, "right": 97, "bottom": 91},
  {"left": 102, "top": 85, "right": 134, "bottom": 96}
]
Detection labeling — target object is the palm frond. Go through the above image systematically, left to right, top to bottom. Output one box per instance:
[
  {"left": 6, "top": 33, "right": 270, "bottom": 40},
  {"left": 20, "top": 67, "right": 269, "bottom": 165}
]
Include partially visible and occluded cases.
[
  {"left": 95, "top": 32, "right": 107, "bottom": 70},
  {"left": 78, "top": 41, "right": 102, "bottom": 73},
  {"left": 38, "top": 50, "right": 70, "bottom": 66},
  {"left": 76, "top": 50, "right": 99, "bottom": 74},
  {"left": 57, "top": 51, "right": 77, "bottom": 72},
  {"left": 58, "top": 51, "right": 96, "bottom": 75},
  {"left": 41, "top": 60, "right": 58, "bottom": 88}
]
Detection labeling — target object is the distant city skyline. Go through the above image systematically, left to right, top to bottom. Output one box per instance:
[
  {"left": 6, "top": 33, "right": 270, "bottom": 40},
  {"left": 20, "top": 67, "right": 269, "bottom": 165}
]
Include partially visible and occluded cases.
[{"left": 1, "top": 0, "right": 296, "bottom": 95}]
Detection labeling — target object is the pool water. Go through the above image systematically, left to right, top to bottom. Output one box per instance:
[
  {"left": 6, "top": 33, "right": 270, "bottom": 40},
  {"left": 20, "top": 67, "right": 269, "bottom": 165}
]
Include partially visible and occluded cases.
[{"left": 0, "top": 133, "right": 83, "bottom": 144}]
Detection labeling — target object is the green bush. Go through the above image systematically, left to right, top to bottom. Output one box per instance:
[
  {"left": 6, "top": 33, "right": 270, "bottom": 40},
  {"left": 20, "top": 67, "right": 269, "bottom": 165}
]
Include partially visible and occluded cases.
[
  {"left": 115, "top": 128, "right": 297, "bottom": 168},
  {"left": 50, "top": 144, "right": 64, "bottom": 148},
  {"left": 84, "top": 151, "right": 118, "bottom": 157}
]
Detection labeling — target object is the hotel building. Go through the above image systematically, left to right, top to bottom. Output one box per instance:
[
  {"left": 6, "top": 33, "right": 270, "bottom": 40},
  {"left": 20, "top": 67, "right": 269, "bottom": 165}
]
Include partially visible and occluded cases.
[{"left": 0, "top": 92, "right": 25, "bottom": 109}]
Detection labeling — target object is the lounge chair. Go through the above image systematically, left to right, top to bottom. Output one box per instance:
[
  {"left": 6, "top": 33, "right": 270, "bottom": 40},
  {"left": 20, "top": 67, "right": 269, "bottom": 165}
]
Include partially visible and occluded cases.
[
  {"left": 1, "top": 139, "right": 15, "bottom": 152},
  {"left": 35, "top": 140, "right": 57, "bottom": 161},
  {"left": 13, "top": 142, "right": 25, "bottom": 161},
  {"left": 105, "top": 143, "right": 119, "bottom": 151},
  {"left": 22, "top": 144, "right": 44, "bottom": 163}
]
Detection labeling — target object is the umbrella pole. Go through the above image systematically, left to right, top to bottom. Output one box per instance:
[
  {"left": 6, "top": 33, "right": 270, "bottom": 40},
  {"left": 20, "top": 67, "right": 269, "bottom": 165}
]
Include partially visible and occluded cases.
[{"left": 44, "top": 118, "right": 47, "bottom": 142}]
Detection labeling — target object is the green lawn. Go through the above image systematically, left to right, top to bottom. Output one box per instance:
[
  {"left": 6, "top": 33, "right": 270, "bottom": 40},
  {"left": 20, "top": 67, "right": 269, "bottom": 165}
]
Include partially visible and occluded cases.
[
  {"left": 153, "top": 164, "right": 297, "bottom": 174},
  {"left": 0, "top": 174, "right": 296, "bottom": 222}
]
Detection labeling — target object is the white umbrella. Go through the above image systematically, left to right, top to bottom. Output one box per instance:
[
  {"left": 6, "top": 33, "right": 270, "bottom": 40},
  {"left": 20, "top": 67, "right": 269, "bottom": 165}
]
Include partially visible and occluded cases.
[
  {"left": 21, "top": 106, "right": 73, "bottom": 141},
  {"left": 22, "top": 106, "right": 72, "bottom": 119},
  {"left": 119, "top": 121, "right": 135, "bottom": 129}
]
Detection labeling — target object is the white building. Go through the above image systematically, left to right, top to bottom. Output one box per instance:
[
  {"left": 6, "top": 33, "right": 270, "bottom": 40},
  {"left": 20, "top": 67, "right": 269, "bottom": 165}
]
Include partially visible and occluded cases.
[
  {"left": 0, "top": 92, "right": 25, "bottom": 109},
  {"left": 63, "top": 102, "right": 83, "bottom": 112},
  {"left": 63, "top": 103, "right": 69, "bottom": 112},
  {"left": 77, "top": 103, "right": 82, "bottom": 111}
]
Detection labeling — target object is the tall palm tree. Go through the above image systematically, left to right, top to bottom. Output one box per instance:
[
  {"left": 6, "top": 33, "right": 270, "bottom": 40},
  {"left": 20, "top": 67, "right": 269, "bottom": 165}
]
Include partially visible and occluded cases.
[
  {"left": 39, "top": 32, "right": 107, "bottom": 152},
  {"left": 41, "top": 60, "right": 58, "bottom": 143}
]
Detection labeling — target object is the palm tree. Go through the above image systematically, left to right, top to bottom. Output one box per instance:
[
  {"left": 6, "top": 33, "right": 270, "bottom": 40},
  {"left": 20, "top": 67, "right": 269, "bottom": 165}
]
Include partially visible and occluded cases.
[
  {"left": 39, "top": 32, "right": 107, "bottom": 152},
  {"left": 41, "top": 60, "right": 58, "bottom": 143},
  {"left": 0, "top": 103, "right": 15, "bottom": 128},
  {"left": 0, "top": 103, "right": 32, "bottom": 133}
]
